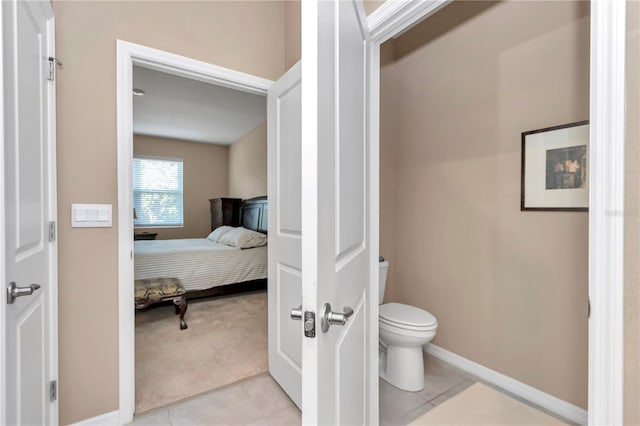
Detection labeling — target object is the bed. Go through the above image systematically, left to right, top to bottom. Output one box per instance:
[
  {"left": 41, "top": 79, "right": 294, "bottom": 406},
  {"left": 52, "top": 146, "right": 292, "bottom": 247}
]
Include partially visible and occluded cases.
[{"left": 134, "top": 197, "right": 268, "bottom": 299}]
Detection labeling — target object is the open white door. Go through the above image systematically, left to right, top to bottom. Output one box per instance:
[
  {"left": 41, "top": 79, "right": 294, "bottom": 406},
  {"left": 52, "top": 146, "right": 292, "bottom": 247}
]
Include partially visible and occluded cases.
[
  {"left": 2, "top": 0, "right": 58, "bottom": 424},
  {"left": 301, "top": 1, "right": 377, "bottom": 424},
  {"left": 267, "top": 62, "right": 303, "bottom": 408}
]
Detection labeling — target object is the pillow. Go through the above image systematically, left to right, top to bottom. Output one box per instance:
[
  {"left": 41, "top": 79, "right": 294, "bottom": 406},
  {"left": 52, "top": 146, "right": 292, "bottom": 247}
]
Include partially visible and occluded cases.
[
  {"left": 206, "top": 226, "right": 234, "bottom": 243},
  {"left": 217, "top": 226, "right": 267, "bottom": 249}
]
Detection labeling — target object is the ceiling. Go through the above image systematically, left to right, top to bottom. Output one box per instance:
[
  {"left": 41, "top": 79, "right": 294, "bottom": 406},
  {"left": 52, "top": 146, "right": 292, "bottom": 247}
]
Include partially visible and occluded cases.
[{"left": 132, "top": 66, "right": 266, "bottom": 145}]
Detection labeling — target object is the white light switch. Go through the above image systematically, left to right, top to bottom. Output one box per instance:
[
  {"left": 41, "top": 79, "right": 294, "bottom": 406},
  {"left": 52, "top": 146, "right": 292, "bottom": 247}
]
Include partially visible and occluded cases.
[
  {"left": 72, "top": 204, "right": 112, "bottom": 228},
  {"left": 75, "top": 209, "right": 87, "bottom": 222},
  {"left": 98, "top": 209, "right": 110, "bottom": 222}
]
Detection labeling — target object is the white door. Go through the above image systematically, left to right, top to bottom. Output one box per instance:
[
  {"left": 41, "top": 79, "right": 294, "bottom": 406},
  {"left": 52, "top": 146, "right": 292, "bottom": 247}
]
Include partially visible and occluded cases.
[
  {"left": 2, "top": 0, "right": 58, "bottom": 424},
  {"left": 301, "top": 1, "right": 377, "bottom": 424},
  {"left": 267, "top": 62, "right": 303, "bottom": 408}
]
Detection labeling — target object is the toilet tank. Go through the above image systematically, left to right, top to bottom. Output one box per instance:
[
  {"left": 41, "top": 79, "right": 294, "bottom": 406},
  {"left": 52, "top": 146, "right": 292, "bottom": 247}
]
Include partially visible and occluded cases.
[{"left": 379, "top": 259, "right": 389, "bottom": 304}]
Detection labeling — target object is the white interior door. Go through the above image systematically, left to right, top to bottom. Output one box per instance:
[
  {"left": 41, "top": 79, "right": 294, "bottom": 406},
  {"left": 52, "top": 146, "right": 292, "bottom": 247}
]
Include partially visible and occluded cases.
[
  {"left": 2, "top": 0, "right": 57, "bottom": 424},
  {"left": 301, "top": 1, "right": 377, "bottom": 424},
  {"left": 267, "top": 62, "right": 303, "bottom": 408}
]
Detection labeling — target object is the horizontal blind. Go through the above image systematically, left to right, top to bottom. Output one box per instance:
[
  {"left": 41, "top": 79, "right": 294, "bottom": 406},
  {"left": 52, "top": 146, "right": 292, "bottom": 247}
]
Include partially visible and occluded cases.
[{"left": 133, "top": 157, "right": 183, "bottom": 227}]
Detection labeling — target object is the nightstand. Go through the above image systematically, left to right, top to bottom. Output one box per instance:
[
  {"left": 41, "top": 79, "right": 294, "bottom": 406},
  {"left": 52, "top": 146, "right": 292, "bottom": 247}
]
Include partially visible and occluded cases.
[{"left": 134, "top": 232, "right": 158, "bottom": 241}]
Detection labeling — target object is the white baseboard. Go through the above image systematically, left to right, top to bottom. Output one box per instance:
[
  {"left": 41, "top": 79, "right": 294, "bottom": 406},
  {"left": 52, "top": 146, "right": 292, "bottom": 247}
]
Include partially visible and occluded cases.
[
  {"left": 424, "top": 344, "right": 588, "bottom": 425},
  {"left": 70, "top": 410, "right": 120, "bottom": 426}
]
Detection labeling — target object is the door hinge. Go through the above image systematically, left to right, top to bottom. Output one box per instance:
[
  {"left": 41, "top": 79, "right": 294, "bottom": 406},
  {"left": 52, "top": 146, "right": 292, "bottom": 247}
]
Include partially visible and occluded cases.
[
  {"left": 47, "top": 57, "right": 62, "bottom": 82},
  {"left": 49, "top": 221, "right": 56, "bottom": 242},
  {"left": 49, "top": 380, "right": 57, "bottom": 402}
]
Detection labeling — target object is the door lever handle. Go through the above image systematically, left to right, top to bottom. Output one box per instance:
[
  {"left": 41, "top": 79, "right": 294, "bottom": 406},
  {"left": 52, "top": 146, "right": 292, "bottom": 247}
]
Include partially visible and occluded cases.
[
  {"left": 7, "top": 282, "right": 41, "bottom": 304},
  {"left": 320, "top": 303, "right": 354, "bottom": 332}
]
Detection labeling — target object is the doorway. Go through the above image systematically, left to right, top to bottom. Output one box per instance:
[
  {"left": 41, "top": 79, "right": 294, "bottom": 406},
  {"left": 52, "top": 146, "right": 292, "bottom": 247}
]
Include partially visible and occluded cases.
[
  {"left": 367, "top": 0, "right": 626, "bottom": 424},
  {"left": 116, "top": 40, "right": 275, "bottom": 423},
  {"left": 130, "top": 64, "right": 270, "bottom": 412}
]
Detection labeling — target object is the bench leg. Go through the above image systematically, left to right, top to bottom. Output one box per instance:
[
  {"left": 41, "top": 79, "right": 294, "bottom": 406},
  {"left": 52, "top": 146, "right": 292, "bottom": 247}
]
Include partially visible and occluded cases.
[{"left": 173, "top": 296, "right": 188, "bottom": 330}]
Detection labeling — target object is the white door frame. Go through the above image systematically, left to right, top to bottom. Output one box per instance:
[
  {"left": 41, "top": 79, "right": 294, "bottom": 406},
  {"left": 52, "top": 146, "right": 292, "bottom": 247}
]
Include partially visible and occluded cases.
[
  {"left": 366, "top": 0, "right": 626, "bottom": 424},
  {"left": 0, "top": 2, "right": 59, "bottom": 424},
  {"left": 1, "top": 6, "right": 7, "bottom": 422},
  {"left": 115, "top": 40, "right": 274, "bottom": 424}
]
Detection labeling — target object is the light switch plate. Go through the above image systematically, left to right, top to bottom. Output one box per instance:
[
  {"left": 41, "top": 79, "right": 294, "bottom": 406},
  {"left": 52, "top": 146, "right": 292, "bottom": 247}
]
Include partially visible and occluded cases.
[{"left": 71, "top": 203, "right": 112, "bottom": 228}]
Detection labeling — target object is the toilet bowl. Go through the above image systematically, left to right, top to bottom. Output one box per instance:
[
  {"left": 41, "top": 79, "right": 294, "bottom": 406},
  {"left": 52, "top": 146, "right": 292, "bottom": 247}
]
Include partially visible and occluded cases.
[{"left": 379, "top": 260, "right": 438, "bottom": 392}]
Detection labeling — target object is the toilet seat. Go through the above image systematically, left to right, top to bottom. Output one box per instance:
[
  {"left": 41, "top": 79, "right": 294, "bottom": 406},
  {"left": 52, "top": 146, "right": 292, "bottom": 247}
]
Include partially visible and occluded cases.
[{"left": 379, "top": 303, "right": 437, "bottom": 331}]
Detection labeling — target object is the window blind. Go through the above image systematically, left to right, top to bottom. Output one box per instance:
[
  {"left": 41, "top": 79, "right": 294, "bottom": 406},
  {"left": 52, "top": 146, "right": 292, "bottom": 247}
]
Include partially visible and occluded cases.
[{"left": 133, "top": 157, "right": 184, "bottom": 227}]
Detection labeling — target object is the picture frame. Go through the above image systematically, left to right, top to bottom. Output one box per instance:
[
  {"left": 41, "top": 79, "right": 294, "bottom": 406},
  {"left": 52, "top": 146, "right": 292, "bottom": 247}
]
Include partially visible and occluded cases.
[{"left": 521, "top": 120, "right": 589, "bottom": 211}]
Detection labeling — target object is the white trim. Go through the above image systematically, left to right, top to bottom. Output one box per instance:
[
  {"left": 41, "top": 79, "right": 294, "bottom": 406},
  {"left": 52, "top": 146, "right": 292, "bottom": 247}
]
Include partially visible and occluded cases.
[
  {"left": 299, "top": 0, "right": 319, "bottom": 422},
  {"left": 367, "top": 0, "right": 450, "bottom": 44},
  {"left": 588, "top": 1, "right": 626, "bottom": 425},
  {"left": 0, "top": 2, "right": 6, "bottom": 424},
  {"left": 46, "top": 6, "right": 60, "bottom": 425},
  {"left": 116, "top": 40, "right": 273, "bottom": 424},
  {"left": 116, "top": 41, "right": 135, "bottom": 425},
  {"left": 120, "top": 41, "right": 273, "bottom": 96},
  {"left": 366, "top": 41, "right": 381, "bottom": 426},
  {"left": 425, "top": 344, "right": 588, "bottom": 425},
  {"left": 69, "top": 410, "right": 120, "bottom": 426}
]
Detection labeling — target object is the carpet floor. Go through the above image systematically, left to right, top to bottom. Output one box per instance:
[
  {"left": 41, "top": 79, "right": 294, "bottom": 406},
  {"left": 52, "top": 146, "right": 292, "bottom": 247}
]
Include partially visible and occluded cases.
[
  {"left": 135, "top": 290, "right": 268, "bottom": 414},
  {"left": 409, "top": 383, "right": 568, "bottom": 425}
]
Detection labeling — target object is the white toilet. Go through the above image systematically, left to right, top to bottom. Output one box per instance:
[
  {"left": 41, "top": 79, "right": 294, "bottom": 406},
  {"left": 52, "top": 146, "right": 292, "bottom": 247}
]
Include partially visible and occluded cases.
[{"left": 379, "top": 259, "right": 438, "bottom": 392}]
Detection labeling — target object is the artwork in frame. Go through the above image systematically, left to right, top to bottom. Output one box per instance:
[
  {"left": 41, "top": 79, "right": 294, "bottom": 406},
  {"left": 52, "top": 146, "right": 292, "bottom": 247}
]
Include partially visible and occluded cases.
[{"left": 521, "top": 120, "right": 589, "bottom": 211}]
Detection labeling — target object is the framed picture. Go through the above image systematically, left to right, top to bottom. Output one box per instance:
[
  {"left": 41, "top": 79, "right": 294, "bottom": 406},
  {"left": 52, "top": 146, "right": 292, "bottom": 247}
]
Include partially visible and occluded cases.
[{"left": 521, "top": 120, "right": 589, "bottom": 211}]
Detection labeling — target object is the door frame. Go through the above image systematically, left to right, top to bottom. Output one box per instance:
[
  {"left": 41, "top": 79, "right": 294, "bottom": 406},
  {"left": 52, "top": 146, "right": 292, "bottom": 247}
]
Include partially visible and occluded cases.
[
  {"left": 366, "top": 0, "right": 625, "bottom": 424},
  {"left": 0, "top": 2, "right": 59, "bottom": 424},
  {"left": 1, "top": 5, "right": 6, "bottom": 422},
  {"left": 115, "top": 40, "right": 274, "bottom": 424}
]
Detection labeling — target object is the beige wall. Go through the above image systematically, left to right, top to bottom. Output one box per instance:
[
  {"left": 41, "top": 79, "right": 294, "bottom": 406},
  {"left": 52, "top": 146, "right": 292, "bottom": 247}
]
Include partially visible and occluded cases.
[
  {"left": 285, "top": 0, "right": 301, "bottom": 70},
  {"left": 363, "top": 0, "right": 386, "bottom": 16},
  {"left": 52, "top": 1, "right": 285, "bottom": 423},
  {"left": 380, "top": 1, "right": 589, "bottom": 408},
  {"left": 625, "top": 1, "right": 640, "bottom": 424},
  {"left": 379, "top": 52, "right": 399, "bottom": 301},
  {"left": 229, "top": 121, "right": 268, "bottom": 199},
  {"left": 133, "top": 135, "right": 229, "bottom": 240}
]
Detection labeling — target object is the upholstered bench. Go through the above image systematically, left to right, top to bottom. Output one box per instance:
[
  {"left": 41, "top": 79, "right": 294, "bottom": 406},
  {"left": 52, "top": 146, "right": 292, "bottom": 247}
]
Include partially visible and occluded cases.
[{"left": 134, "top": 277, "right": 188, "bottom": 330}]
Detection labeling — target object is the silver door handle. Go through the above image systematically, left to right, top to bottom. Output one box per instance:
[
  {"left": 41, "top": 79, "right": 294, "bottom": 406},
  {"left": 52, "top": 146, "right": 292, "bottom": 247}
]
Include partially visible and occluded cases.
[
  {"left": 7, "top": 282, "right": 41, "bottom": 304},
  {"left": 320, "top": 303, "right": 353, "bottom": 332},
  {"left": 290, "top": 305, "right": 303, "bottom": 321}
]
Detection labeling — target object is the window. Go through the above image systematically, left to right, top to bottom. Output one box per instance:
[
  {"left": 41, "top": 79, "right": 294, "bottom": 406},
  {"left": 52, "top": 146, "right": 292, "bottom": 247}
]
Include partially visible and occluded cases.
[{"left": 133, "top": 157, "right": 183, "bottom": 227}]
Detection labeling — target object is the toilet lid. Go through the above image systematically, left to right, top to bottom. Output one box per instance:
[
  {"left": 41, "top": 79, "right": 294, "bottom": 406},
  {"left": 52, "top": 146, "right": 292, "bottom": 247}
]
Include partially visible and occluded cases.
[{"left": 379, "top": 303, "right": 437, "bottom": 328}]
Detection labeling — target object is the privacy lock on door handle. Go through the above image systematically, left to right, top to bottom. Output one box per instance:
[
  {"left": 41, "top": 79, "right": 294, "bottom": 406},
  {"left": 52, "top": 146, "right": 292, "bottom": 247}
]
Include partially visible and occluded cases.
[
  {"left": 7, "top": 282, "right": 41, "bottom": 304},
  {"left": 320, "top": 303, "right": 353, "bottom": 332},
  {"left": 291, "top": 305, "right": 316, "bottom": 338}
]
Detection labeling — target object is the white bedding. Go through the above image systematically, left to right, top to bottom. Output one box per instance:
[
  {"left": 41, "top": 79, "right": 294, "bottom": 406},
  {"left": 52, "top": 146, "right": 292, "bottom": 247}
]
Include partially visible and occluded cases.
[{"left": 134, "top": 238, "right": 267, "bottom": 292}]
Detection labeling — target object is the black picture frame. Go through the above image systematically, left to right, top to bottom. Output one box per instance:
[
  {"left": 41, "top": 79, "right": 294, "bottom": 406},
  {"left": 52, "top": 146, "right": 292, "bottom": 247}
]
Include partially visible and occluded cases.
[{"left": 521, "top": 120, "right": 589, "bottom": 212}]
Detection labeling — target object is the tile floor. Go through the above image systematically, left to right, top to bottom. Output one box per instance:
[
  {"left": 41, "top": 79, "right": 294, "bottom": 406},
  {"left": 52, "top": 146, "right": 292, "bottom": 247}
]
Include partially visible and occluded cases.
[
  {"left": 130, "top": 353, "right": 568, "bottom": 426},
  {"left": 130, "top": 373, "right": 299, "bottom": 426}
]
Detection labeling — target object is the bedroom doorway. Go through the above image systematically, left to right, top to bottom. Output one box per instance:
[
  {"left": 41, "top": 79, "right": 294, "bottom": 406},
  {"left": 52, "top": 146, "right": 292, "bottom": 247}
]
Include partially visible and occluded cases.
[{"left": 117, "top": 40, "right": 277, "bottom": 421}]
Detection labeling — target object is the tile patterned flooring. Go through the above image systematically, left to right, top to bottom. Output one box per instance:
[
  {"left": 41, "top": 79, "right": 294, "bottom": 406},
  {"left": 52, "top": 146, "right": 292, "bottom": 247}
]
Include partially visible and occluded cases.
[{"left": 131, "top": 353, "right": 568, "bottom": 426}]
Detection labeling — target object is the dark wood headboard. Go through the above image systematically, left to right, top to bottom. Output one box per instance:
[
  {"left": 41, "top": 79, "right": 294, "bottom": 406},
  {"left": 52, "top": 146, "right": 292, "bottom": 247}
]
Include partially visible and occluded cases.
[{"left": 240, "top": 196, "right": 268, "bottom": 234}]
